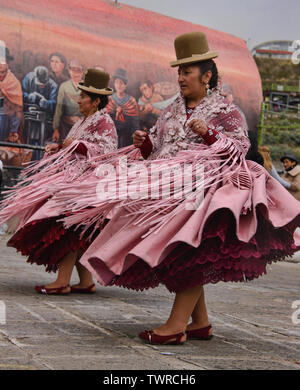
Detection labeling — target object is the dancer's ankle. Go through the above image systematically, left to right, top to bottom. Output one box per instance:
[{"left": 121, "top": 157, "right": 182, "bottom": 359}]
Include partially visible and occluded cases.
[
  {"left": 46, "top": 280, "right": 70, "bottom": 288},
  {"left": 187, "top": 320, "right": 211, "bottom": 331}
]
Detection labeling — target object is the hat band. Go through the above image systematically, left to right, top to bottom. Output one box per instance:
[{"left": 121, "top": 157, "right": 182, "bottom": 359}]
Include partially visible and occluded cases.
[
  {"left": 177, "top": 50, "right": 212, "bottom": 60},
  {"left": 192, "top": 51, "right": 209, "bottom": 57},
  {"left": 88, "top": 85, "right": 107, "bottom": 89}
]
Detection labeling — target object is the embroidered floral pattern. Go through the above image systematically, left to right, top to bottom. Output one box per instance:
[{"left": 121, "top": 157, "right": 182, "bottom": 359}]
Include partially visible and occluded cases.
[
  {"left": 148, "top": 92, "right": 250, "bottom": 160},
  {"left": 68, "top": 108, "right": 118, "bottom": 155}
]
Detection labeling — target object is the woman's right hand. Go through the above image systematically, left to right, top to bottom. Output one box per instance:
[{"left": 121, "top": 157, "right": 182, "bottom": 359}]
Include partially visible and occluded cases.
[
  {"left": 133, "top": 130, "right": 148, "bottom": 148},
  {"left": 45, "top": 143, "right": 60, "bottom": 155}
]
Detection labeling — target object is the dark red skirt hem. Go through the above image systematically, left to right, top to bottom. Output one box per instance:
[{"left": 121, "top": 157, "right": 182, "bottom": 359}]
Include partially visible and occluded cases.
[
  {"left": 108, "top": 209, "right": 300, "bottom": 293},
  {"left": 8, "top": 217, "right": 88, "bottom": 272}
]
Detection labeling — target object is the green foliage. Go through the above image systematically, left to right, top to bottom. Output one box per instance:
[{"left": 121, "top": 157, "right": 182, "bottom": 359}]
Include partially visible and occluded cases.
[
  {"left": 255, "top": 56, "right": 300, "bottom": 161},
  {"left": 254, "top": 57, "right": 300, "bottom": 85},
  {"left": 261, "top": 110, "right": 300, "bottom": 160},
  {"left": 261, "top": 124, "right": 300, "bottom": 161},
  {"left": 262, "top": 129, "right": 300, "bottom": 146},
  {"left": 267, "top": 144, "right": 299, "bottom": 161},
  {"left": 294, "top": 147, "right": 300, "bottom": 161}
]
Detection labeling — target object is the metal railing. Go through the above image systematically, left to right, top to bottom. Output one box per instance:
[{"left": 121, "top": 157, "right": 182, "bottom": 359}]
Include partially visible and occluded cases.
[
  {"left": 0, "top": 141, "right": 45, "bottom": 194},
  {"left": 0, "top": 141, "right": 45, "bottom": 150}
]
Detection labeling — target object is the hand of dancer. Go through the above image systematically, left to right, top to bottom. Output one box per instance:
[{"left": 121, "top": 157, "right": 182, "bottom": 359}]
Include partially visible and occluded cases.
[
  {"left": 189, "top": 119, "right": 208, "bottom": 136},
  {"left": 133, "top": 130, "right": 148, "bottom": 148},
  {"left": 45, "top": 143, "right": 60, "bottom": 155}
]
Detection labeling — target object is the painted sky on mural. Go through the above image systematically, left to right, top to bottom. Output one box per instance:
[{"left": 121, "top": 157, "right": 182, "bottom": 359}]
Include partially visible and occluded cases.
[{"left": 121, "top": 0, "right": 300, "bottom": 49}]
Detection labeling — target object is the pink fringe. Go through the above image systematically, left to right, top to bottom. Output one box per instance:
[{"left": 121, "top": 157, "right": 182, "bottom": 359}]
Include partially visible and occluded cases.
[
  {"left": 51, "top": 134, "right": 253, "bottom": 235},
  {"left": 0, "top": 142, "right": 134, "bottom": 224}
]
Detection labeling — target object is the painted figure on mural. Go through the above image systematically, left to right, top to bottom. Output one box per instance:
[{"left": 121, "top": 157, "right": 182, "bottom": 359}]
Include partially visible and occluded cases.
[
  {"left": 0, "top": 47, "right": 23, "bottom": 142},
  {"left": 49, "top": 52, "right": 69, "bottom": 87},
  {"left": 52, "top": 59, "right": 84, "bottom": 143},
  {"left": 21, "top": 66, "right": 57, "bottom": 154},
  {"left": 22, "top": 66, "right": 58, "bottom": 115},
  {"left": 106, "top": 68, "right": 139, "bottom": 147},
  {"left": 138, "top": 79, "right": 180, "bottom": 130},
  {"left": 139, "top": 80, "right": 164, "bottom": 117}
]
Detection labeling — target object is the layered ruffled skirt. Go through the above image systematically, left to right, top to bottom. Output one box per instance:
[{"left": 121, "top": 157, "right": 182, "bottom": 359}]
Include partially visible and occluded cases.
[
  {"left": 2, "top": 142, "right": 300, "bottom": 290},
  {"left": 0, "top": 144, "right": 134, "bottom": 272},
  {"left": 71, "top": 160, "right": 300, "bottom": 293},
  {"left": 6, "top": 199, "right": 105, "bottom": 272},
  {"left": 105, "top": 209, "right": 298, "bottom": 292},
  {"left": 8, "top": 217, "right": 86, "bottom": 272}
]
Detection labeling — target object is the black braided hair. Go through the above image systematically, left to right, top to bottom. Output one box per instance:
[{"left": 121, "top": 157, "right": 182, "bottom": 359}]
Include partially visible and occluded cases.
[
  {"left": 195, "top": 59, "right": 219, "bottom": 89},
  {"left": 85, "top": 91, "right": 109, "bottom": 110}
]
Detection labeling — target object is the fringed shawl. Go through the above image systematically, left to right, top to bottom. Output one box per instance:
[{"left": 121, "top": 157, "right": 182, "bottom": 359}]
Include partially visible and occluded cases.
[
  {"left": 50, "top": 92, "right": 253, "bottom": 240},
  {"left": 0, "top": 109, "right": 118, "bottom": 226}
]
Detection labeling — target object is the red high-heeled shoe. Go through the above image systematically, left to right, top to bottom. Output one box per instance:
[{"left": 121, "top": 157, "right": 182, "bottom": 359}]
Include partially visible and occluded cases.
[
  {"left": 35, "top": 285, "right": 70, "bottom": 295},
  {"left": 186, "top": 324, "right": 213, "bottom": 340},
  {"left": 139, "top": 330, "right": 186, "bottom": 345}
]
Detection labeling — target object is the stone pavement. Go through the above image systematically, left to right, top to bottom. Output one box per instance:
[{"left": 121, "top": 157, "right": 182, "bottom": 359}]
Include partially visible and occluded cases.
[{"left": 0, "top": 234, "right": 299, "bottom": 371}]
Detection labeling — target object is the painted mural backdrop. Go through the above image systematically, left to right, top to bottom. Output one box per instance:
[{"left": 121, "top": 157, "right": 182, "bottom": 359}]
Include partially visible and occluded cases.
[{"left": 0, "top": 0, "right": 262, "bottom": 168}]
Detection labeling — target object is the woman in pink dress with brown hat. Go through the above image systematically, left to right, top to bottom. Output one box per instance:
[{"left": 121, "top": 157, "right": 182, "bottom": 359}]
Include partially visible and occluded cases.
[
  {"left": 50, "top": 32, "right": 300, "bottom": 344},
  {"left": 0, "top": 69, "right": 118, "bottom": 295}
]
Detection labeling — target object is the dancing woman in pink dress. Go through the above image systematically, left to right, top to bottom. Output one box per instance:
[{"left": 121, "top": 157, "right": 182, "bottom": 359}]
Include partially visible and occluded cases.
[
  {"left": 49, "top": 33, "right": 300, "bottom": 345},
  {"left": 0, "top": 69, "right": 118, "bottom": 294}
]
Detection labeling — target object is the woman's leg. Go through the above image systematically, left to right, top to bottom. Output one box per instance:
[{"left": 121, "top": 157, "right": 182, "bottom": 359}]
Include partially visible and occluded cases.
[
  {"left": 68, "top": 249, "right": 96, "bottom": 290},
  {"left": 44, "top": 250, "right": 78, "bottom": 292},
  {"left": 73, "top": 261, "right": 96, "bottom": 291},
  {"left": 153, "top": 284, "right": 205, "bottom": 340},
  {"left": 187, "top": 286, "right": 213, "bottom": 335}
]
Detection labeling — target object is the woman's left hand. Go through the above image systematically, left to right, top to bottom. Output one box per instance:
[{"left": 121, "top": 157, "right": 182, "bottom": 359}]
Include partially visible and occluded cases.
[
  {"left": 188, "top": 119, "right": 208, "bottom": 136},
  {"left": 62, "top": 137, "right": 75, "bottom": 149}
]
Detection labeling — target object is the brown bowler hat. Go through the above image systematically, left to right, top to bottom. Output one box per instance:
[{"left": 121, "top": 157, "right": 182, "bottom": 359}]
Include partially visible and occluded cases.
[
  {"left": 170, "top": 32, "right": 218, "bottom": 67},
  {"left": 78, "top": 68, "right": 113, "bottom": 95}
]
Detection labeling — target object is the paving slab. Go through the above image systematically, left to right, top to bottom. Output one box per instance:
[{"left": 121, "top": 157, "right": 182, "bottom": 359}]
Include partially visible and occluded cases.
[{"left": 0, "top": 234, "right": 300, "bottom": 370}]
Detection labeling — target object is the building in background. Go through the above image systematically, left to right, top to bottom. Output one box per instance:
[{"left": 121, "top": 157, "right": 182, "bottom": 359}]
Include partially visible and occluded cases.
[{"left": 252, "top": 40, "right": 294, "bottom": 60}]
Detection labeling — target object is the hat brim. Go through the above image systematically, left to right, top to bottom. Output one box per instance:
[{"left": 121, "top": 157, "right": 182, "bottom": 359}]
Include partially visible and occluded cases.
[
  {"left": 170, "top": 51, "right": 219, "bottom": 67},
  {"left": 78, "top": 84, "right": 113, "bottom": 95},
  {"left": 280, "top": 156, "right": 298, "bottom": 163}
]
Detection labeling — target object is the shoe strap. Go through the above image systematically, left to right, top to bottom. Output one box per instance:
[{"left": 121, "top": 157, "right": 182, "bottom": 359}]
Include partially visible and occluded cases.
[
  {"left": 71, "top": 283, "right": 95, "bottom": 291},
  {"left": 41, "top": 284, "right": 70, "bottom": 293},
  {"left": 49, "top": 284, "right": 70, "bottom": 291},
  {"left": 186, "top": 324, "right": 212, "bottom": 336},
  {"left": 146, "top": 330, "right": 185, "bottom": 344}
]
